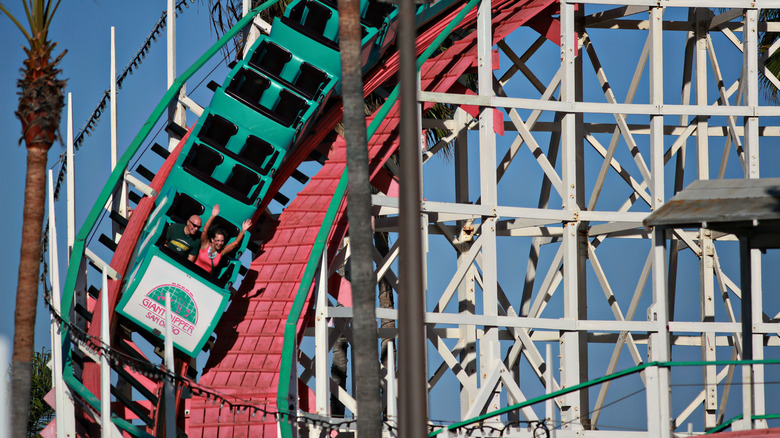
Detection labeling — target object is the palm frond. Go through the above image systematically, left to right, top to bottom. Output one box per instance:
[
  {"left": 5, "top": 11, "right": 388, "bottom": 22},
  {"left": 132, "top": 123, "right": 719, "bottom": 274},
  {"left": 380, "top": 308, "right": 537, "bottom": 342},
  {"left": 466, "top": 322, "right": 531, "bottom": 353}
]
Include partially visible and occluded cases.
[
  {"left": 0, "top": 3, "right": 33, "bottom": 41},
  {"left": 760, "top": 10, "right": 780, "bottom": 102},
  {"left": 27, "top": 348, "right": 54, "bottom": 437}
]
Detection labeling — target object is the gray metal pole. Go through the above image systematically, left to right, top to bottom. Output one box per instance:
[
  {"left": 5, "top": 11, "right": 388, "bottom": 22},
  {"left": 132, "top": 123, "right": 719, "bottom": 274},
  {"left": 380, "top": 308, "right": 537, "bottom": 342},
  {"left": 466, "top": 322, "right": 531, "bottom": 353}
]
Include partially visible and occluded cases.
[
  {"left": 167, "top": 0, "right": 185, "bottom": 152},
  {"left": 337, "top": 0, "right": 382, "bottom": 436},
  {"left": 397, "top": 0, "right": 428, "bottom": 436},
  {"left": 110, "top": 27, "right": 118, "bottom": 172},
  {"left": 66, "top": 93, "right": 75, "bottom": 260},
  {"left": 48, "top": 171, "right": 74, "bottom": 438},
  {"left": 740, "top": 236, "right": 754, "bottom": 430},
  {"left": 740, "top": 237, "right": 752, "bottom": 362},
  {"left": 100, "top": 271, "right": 110, "bottom": 438},
  {"left": 164, "top": 291, "right": 176, "bottom": 438}
]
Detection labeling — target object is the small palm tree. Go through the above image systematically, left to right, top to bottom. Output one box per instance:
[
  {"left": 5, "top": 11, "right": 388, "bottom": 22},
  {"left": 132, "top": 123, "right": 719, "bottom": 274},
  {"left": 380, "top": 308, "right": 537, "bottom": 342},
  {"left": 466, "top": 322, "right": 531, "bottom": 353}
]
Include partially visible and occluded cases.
[
  {"left": 0, "top": 1, "right": 66, "bottom": 437},
  {"left": 760, "top": 9, "right": 780, "bottom": 102},
  {"left": 27, "top": 348, "right": 54, "bottom": 437}
]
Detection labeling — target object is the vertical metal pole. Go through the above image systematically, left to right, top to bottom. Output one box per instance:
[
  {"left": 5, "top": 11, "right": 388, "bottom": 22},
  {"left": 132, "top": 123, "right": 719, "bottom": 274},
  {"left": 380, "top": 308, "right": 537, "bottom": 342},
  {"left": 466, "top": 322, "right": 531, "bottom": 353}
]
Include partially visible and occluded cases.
[
  {"left": 167, "top": 0, "right": 186, "bottom": 152},
  {"left": 167, "top": 0, "right": 176, "bottom": 95},
  {"left": 167, "top": 0, "right": 177, "bottom": 153},
  {"left": 167, "top": 0, "right": 175, "bottom": 94},
  {"left": 242, "top": 0, "right": 261, "bottom": 58},
  {"left": 243, "top": 0, "right": 251, "bottom": 58},
  {"left": 243, "top": 0, "right": 252, "bottom": 59},
  {"left": 398, "top": 0, "right": 427, "bottom": 435},
  {"left": 476, "top": 0, "right": 501, "bottom": 418},
  {"left": 559, "top": 0, "right": 584, "bottom": 430},
  {"left": 574, "top": 3, "right": 589, "bottom": 428},
  {"left": 648, "top": 7, "right": 671, "bottom": 438},
  {"left": 744, "top": 8, "right": 763, "bottom": 428},
  {"left": 694, "top": 9, "right": 709, "bottom": 181},
  {"left": 744, "top": 9, "right": 760, "bottom": 180},
  {"left": 668, "top": 10, "right": 695, "bottom": 323},
  {"left": 694, "top": 11, "right": 718, "bottom": 427},
  {"left": 108, "top": 27, "right": 129, "bottom": 240},
  {"left": 109, "top": 27, "right": 128, "bottom": 224},
  {"left": 110, "top": 27, "right": 118, "bottom": 172},
  {"left": 66, "top": 93, "right": 75, "bottom": 261},
  {"left": 418, "top": 99, "right": 428, "bottom": 293},
  {"left": 454, "top": 106, "right": 476, "bottom": 416},
  {"left": 48, "top": 171, "right": 75, "bottom": 438},
  {"left": 700, "top": 224, "right": 717, "bottom": 429},
  {"left": 739, "top": 236, "right": 753, "bottom": 430},
  {"left": 740, "top": 239, "right": 753, "bottom": 354},
  {"left": 750, "top": 242, "right": 764, "bottom": 426},
  {"left": 315, "top": 252, "right": 329, "bottom": 416},
  {"left": 100, "top": 270, "right": 110, "bottom": 438},
  {"left": 164, "top": 290, "right": 176, "bottom": 438},
  {"left": 387, "top": 342, "right": 397, "bottom": 433},
  {"left": 545, "top": 344, "right": 553, "bottom": 427}
]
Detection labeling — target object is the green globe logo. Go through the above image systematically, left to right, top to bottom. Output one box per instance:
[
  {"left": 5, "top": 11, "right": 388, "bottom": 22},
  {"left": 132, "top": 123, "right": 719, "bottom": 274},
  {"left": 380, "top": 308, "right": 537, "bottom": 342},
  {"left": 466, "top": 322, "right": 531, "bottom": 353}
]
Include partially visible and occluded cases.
[{"left": 147, "top": 283, "right": 198, "bottom": 324}]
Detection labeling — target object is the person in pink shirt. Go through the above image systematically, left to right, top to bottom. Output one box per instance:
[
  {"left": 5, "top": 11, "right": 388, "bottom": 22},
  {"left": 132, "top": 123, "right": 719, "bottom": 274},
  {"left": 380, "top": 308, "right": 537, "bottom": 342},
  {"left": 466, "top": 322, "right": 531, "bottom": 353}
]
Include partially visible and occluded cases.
[{"left": 195, "top": 204, "right": 252, "bottom": 274}]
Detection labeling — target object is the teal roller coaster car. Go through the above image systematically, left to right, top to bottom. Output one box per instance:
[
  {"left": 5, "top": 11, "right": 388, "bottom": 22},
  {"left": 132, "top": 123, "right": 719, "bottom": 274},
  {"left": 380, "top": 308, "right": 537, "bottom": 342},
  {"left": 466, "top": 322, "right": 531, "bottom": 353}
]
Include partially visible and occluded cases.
[{"left": 116, "top": 0, "right": 400, "bottom": 358}]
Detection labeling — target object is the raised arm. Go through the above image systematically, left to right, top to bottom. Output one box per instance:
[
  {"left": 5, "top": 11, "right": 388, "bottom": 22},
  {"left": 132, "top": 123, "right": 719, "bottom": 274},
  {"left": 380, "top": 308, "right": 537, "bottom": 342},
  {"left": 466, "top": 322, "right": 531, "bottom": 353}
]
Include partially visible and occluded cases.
[
  {"left": 201, "top": 205, "right": 220, "bottom": 248},
  {"left": 223, "top": 219, "right": 252, "bottom": 255}
]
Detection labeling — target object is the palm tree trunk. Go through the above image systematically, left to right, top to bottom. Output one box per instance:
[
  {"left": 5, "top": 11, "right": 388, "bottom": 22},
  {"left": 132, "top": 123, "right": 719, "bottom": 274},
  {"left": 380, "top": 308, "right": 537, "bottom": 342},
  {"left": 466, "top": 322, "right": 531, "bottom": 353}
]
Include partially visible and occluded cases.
[
  {"left": 337, "top": 0, "right": 381, "bottom": 435},
  {"left": 12, "top": 145, "right": 49, "bottom": 438},
  {"left": 330, "top": 332, "right": 348, "bottom": 417}
]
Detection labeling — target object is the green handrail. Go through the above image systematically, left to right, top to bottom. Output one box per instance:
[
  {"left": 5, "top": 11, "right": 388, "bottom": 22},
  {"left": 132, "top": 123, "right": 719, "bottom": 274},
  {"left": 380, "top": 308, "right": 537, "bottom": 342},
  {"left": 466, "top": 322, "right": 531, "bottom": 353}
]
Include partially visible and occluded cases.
[
  {"left": 275, "top": 0, "right": 481, "bottom": 436},
  {"left": 57, "top": 2, "right": 281, "bottom": 434},
  {"left": 428, "top": 358, "right": 780, "bottom": 437},
  {"left": 708, "top": 413, "right": 780, "bottom": 434}
]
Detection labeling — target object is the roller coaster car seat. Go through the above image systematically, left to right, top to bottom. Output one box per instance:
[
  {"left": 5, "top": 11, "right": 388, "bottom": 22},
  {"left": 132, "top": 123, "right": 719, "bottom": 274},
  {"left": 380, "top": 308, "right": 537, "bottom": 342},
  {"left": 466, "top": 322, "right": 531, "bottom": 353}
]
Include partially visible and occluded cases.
[
  {"left": 282, "top": 0, "right": 339, "bottom": 51},
  {"left": 287, "top": 0, "right": 332, "bottom": 36},
  {"left": 314, "top": 0, "right": 388, "bottom": 32},
  {"left": 363, "top": 0, "right": 395, "bottom": 29},
  {"left": 303, "top": 1, "right": 331, "bottom": 36},
  {"left": 249, "top": 41, "right": 292, "bottom": 78},
  {"left": 248, "top": 42, "right": 328, "bottom": 101},
  {"left": 295, "top": 63, "right": 328, "bottom": 100},
  {"left": 227, "top": 68, "right": 271, "bottom": 110},
  {"left": 227, "top": 68, "right": 307, "bottom": 128},
  {"left": 275, "top": 89, "right": 308, "bottom": 128},
  {"left": 199, "top": 113, "right": 238, "bottom": 150},
  {"left": 239, "top": 135, "right": 279, "bottom": 176},
  {"left": 183, "top": 143, "right": 224, "bottom": 178},
  {"left": 225, "top": 164, "right": 261, "bottom": 199},
  {"left": 165, "top": 192, "right": 204, "bottom": 225}
]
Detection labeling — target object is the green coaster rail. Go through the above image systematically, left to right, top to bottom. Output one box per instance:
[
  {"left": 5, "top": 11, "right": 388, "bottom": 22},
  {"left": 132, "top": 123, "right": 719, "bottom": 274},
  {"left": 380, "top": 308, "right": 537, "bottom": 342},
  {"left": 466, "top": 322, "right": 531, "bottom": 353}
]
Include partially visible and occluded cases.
[
  {"left": 275, "top": 0, "right": 481, "bottom": 436},
  {"left": 58, "top": 2, "right": 281, "bottom": 435},
  {"left": 426, "top": 358, "right": 780, "bottom": 437},
  {"left": 709, "top": 413, "right": 780, "bottom": 434}
]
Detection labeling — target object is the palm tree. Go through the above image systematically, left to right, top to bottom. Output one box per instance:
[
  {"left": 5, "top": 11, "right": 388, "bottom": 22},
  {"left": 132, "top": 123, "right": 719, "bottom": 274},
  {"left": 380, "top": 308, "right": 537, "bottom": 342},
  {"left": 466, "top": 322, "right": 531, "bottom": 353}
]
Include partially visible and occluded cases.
[
  {"left": 0, "top": 1, "right": 66, "bottom": 437},
  {"left": 760, "top": 9, "right": 780, "bottom": 102},
  {"left": 27, "top": 348, "right": 54, "bottom": 437}
]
